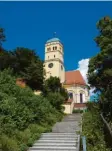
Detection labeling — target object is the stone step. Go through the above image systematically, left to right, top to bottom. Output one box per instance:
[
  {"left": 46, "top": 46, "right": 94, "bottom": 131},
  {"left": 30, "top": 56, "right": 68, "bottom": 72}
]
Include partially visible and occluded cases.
[
  {"left": 28, "top": 114, "right": 81, "bottom": 151},
  {"left": 42, "top": 132, "right": 78, "bottom": 135},
  {"left": 40, "top": 135, "right": 78, "bottom": 138},
  {"left": 39, "top": 137, "right": 78, "bottom": 140},
  {"left": 37, "top": 140, "right": 78, "bottom": 143},
  {"left": 33, "top": 143, "right": 77, "bottom": 146},
  {"left": 28, "top": 146, "right": 77, "bottom": 150},
  {"left": 29, "top": 149, "right": 76, "bottom": 151}
]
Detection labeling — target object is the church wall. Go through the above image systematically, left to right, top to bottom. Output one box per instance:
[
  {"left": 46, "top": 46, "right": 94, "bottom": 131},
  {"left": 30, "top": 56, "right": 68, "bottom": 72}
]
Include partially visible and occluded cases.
[
  {"left": 44, "top": 40, "right": 65, "bottom": 83},
  {"left": 45, "top": 42, "right": 63, "bottom": 54},
  {"left": 45, "top": 51, "right": 63, "bottom": 62},
  {"left": 44, "top": 61, "right": 60, "bottom": 79},
  {"left": 64, "top": 84, "right": 89, "bottom": 103},
  {"left": 76, "top": 85, "right": 89, "bottom": 103},
  {"left": 63, "top": 104, "right": 71, "bottom": 114}
]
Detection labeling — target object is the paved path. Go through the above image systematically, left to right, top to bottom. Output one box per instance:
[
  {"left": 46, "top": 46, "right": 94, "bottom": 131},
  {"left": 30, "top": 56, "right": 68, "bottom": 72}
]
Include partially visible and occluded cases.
[{"left": 28, "top": 113, "right": 82, "bottom": 151}]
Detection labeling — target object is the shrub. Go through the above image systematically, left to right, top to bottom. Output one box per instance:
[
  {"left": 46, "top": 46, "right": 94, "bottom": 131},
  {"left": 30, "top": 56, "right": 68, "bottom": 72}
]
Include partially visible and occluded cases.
[
  {"left": 0, "top": 69, "right": 64, "bottom": 151},
  {"left": 46, "top": 92, "right": 65, "bottom": 111},
  {"left": 82, "top": 103, "right": 110, "bottom": 151},
  {"left": 73, "top": 109, "right": 83, "bottom": 113},
  {"left": 0, "top": 134, "right": 20, "bottom": 151}
]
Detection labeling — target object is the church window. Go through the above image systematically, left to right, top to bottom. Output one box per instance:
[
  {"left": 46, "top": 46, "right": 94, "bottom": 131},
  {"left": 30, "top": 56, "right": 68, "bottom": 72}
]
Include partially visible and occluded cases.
[
  {"left": 53, "top": 46, "right": 57, "bottom": 50},
  {"left": 55, "top": 46, "right": 57, "bottom": 50},
  {"left": 54, "top": 55, "right": 55, "bottom": 58},
  {"left": 48, "top": 63, "right": 53, "bottom": 68},
  {"left": 68, "top": 92, "right": 73, "bottom": 99},
  {"left": 80, "top": 93, "right": 83, "bottom": 103}
]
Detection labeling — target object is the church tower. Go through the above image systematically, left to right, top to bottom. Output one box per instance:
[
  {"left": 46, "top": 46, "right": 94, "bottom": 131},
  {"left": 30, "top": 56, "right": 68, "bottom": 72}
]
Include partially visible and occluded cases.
[{"left": 44, "top": 36, "right": 65, "bottom": 83}]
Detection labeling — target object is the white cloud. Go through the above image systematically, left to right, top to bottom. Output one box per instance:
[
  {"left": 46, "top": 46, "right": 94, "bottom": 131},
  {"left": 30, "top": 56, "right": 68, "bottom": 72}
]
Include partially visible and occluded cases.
[
  {"left": 77, "top": 58, "right": 89, "bottom": 84},
  {"left": 77, "top": 58, "right": 95, "bottom": 96}
]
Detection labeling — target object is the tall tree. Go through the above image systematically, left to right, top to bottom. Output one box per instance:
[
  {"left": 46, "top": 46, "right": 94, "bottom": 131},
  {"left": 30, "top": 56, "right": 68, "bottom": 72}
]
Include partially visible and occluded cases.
[
  {"left": 88, "top": 16, "right": 112, "bottom": 120},
  {"left": 0, "top": 27, "right": 6, "bottom": 51},
  {"left": 0, "top": 47, "right": 44, "bottom": 90},
  {"left": 43, "top": 76, "right": 68, "bottom": 100}
]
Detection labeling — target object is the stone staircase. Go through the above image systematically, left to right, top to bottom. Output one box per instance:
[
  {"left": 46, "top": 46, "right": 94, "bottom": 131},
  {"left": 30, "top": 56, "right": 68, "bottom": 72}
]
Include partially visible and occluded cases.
[{"left": 28, "top": 114, "right": 82, "bottom": 151}]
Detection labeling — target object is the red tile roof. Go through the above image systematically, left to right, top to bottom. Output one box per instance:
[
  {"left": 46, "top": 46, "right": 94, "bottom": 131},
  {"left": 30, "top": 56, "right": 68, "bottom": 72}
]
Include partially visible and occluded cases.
[{"left": 65, "top": 70, "right": 86, "bottom": 85}]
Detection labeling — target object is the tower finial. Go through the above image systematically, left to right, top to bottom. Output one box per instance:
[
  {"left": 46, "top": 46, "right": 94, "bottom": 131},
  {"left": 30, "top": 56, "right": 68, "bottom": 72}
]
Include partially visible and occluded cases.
[{"left": 53, "top": 32, "right": 56, "bottom": 38}]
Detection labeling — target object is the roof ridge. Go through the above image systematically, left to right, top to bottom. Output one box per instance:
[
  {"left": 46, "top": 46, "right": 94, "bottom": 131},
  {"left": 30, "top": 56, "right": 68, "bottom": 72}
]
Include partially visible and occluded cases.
[{"left": 65, "top": 70, "right": 79, "bottom": 72}]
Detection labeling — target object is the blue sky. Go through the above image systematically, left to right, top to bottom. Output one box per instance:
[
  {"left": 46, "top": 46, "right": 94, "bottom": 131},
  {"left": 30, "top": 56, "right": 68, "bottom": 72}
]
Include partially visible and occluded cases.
[{"left": 0, "top": 1, "right": 112, "bottom": 72}]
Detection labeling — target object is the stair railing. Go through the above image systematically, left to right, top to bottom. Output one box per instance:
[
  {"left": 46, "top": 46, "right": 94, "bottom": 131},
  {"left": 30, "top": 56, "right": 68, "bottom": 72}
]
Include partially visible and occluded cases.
[{"left": 82, "top": 136, "right": 86, "bottom": 151}]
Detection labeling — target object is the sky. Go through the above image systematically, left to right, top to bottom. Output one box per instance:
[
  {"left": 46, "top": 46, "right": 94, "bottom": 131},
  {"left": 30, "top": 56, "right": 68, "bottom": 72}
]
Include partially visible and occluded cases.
[{"left": 0, "top": 1, "right": 112, "bottom": 96}]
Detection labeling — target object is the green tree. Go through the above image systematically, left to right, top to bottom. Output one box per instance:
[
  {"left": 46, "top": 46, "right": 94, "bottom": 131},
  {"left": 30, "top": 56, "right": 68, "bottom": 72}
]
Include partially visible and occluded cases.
[
  {"left": 88, "top": 16, "right": 112, "bottom": 120},
  {"left": 0, "top": 27, "right": 6, "bottom": 49},
  {"left": 0, "top": 47, "right": 44, "bottom": 90},
  {"left": 43, "top": 76, "right": 68, "bottom": 100},
  {"left": 44, "top": 76, "right": 62, "bottom": 93}
]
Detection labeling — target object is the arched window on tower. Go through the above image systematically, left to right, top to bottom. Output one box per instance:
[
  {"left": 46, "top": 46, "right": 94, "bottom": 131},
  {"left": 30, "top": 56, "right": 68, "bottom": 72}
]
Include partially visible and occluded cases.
[
  {"left": 53, "top": 46, "right": 57, "bottom": 50},
  {"left": 47, "top": 47, "right": 51, "bottom": 51},
  {"left": 54, "top": 55, "right": 55, "bottom": 58},
  {"left": 80, "top": 93, "right": 83, "bottom": 103}
]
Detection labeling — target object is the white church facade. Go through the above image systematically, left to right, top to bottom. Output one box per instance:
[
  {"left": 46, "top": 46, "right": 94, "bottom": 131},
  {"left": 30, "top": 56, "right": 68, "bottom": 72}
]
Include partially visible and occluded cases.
[{"left": 44, "top": 37, "right": 90, "bottom": 114}]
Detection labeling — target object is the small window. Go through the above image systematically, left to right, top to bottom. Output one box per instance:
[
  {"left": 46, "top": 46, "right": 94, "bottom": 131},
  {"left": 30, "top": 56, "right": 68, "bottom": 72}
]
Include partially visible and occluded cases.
[
  {"left": 53, "top": 46, "right": 57, "bottom": 50},
  {"left": 47, "top": 47, "right": 51, "bottom": 51},
  {"left": 54, "top": 55, "right": 55, "bottom": 58},
  {"left": 48, "top": 56, "right": 49, "bottom": 59},
  {"left": 68, "top": 93, "right": 73, "bottom": 99},
  {"left": 80, "top": 93, "right": 83, "bottom": 103}
]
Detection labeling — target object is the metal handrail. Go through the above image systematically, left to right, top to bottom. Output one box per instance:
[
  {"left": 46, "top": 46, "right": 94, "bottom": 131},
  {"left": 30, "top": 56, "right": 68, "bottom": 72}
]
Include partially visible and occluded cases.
[
  {"left": 100, "top": 113, "right": 112, "bottom": 138},
  {"left": 77, "top": 135, "right": 80, "bottom": 151},
  {"left": 82, "top": 136, "right": 86, "bottom": 151}
]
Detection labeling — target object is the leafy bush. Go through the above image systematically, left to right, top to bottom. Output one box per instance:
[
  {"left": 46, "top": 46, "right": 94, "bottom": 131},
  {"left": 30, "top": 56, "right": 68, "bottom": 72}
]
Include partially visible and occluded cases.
[
  {"left": 0, "top": 69, "right": 64, "bottom": 151},
  {"left": 46, "top": 92, "right": 65, "bottom": 111},
  {"left": 82, "top": 103, "right": 110, "bottom": 151},
  {"left": 73, "top": 109, "right": 83, "bottom": 113},
  {"left": 0, "top": 135, "right": 20, "bottom": 151}
]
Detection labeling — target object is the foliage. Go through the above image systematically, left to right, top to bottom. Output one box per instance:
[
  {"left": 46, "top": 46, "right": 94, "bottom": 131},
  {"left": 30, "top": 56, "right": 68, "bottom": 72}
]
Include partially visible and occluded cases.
[
  {"left": 87, "top": 16, "right": 112, "bottom": 121},
  {"left": 0, "top": 27, "right": 6, "bottom": 48},
  {"left": 0, "top": 47, "right": 44, "bottom": 90},
  {"left": 0, "top": 69, "right": 64, "bottom": 151},
  {"left": 43, "top": 76, "right": 68, "bottom": 100},
  {"left": 44, "top": 76, "right": 62, "bottom": 93},
  {"left": 46, "top": 92, "right": 65, "bottom": 111},
  {"left": 82, "top": 102, "right": 110, "bottom": 151},
  {"left": 72, "top": 109, "right": 83, "bottom": 113}
]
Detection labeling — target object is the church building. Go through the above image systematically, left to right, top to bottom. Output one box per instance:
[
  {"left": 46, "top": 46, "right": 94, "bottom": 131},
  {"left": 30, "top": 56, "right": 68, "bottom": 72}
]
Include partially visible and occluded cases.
[{"left": 44, "top": 37, "right": 90, "bottom": 114}]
